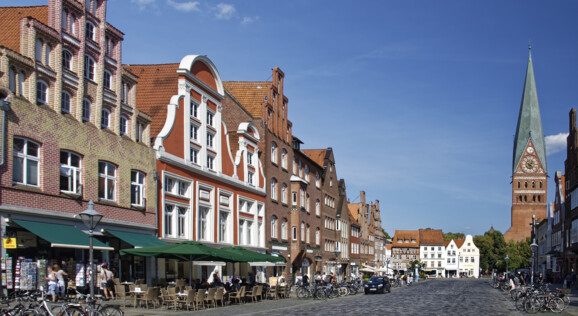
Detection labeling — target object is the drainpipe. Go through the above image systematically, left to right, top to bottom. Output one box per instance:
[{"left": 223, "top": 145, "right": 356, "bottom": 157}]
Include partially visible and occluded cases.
[{"left": 0, "top": 89, "right": 11, "bottom": 167}]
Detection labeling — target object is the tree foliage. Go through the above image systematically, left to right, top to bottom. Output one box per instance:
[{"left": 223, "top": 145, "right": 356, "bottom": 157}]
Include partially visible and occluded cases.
[
  {"left": 382, "top": 228, "right": 391, "bottom": 240},
  {"left": 473, "top": 229, "right": 530, "bottom": 273},
  {"left": 443, "top": 232, "right": 465, "bottom": 241}
]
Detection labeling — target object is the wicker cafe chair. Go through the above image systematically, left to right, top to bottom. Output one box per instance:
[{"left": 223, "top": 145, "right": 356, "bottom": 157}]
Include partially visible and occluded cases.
[
  {"left": 245, "top": 285, "right": 258, "bottom": 303},
  {"left": 229, "top": 286, "right": 245, "bottom": 304},
  {"left": 160, "top": 288, "right": 178, "bottom": 310},
  {"left": 204, "top": 288, "right": 217, "bottom": 308},
  {"left": 214, "top": 288, "right": 225, "bottom": 307},
  {"left": 181, "top": 289, "right": 197, "bottom": 311},
  {"left": 194, "top": 289, "right": 206, "bottom": 310}
]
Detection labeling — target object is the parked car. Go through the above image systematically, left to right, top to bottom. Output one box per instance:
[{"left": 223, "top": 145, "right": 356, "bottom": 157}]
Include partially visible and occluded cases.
[{"left": 364, "top": 276, "right": 391, "bottom": 294}]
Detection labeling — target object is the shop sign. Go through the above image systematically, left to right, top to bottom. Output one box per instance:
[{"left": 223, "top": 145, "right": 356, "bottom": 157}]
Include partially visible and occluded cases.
[{"left": 3, "top": 237, "right": 16, "bottom": 249}]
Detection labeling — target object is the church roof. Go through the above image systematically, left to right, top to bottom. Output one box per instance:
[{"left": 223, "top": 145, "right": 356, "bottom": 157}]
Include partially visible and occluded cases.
[{"left": 512, "top": 49, "right": 547, "bottom": 174}]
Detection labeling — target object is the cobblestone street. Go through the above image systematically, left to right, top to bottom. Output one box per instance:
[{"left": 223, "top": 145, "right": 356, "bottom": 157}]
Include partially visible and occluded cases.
[{"left": 123, "top": 279, "right": 532, "bottom": 316}]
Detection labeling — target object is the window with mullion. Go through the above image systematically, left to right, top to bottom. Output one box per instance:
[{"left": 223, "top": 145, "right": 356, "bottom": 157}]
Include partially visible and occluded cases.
[
  {"left": 13, "top": 138, "right": 40, "bottom": 186},
  {"left": 60, "top": 151, "right": 81, "bottom": 194},
  {"left": 98, "top": 161, "right": 116, "bottom": 201},
  {"left": 131, "top": 170, "right": 145, "bottom": 207},
  {"left": 164, "top": 204, "right": 174, "bottom": 237},
  {"left": 198, "top": 206, "right": 209, "bottom": 241},
  {"left": 177, "top": 207, "right": 187, "bottom": 237},
  {"left": 219, "top": 211, "right": 229, "bottom": 243}
]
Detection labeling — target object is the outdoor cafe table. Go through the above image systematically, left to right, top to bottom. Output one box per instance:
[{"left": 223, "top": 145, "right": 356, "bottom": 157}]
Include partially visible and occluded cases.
[{"left": 129, "top": 289, "right": 146, "bottom": 307}]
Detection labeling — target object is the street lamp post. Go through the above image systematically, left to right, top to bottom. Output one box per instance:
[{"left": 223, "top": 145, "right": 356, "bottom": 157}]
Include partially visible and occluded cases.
[
  {"left": 78, "top": 201, "right": 103, "bottom": 303},
  {"left": 531, "top": 239, "right": 538, "bottom": 284},
  {"left": 505, "top": 255, "right": 509, "bottom": 274},
  {"left": 386, "top": 258, "right": 391, "bottom": 276}
]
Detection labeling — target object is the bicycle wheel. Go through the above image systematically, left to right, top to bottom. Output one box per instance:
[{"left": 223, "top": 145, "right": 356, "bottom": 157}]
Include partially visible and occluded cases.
[
  {"left": 296, "top": 287, "right": 306, "bottom": 299},
  {"left": 339, "top": 287, "right": 349, "bottom": 296},
  {"left": 524, "top": 297, "right": 539, "bottom": 314},
  {"left": 549, "top": 297, "right": 565, "bottom": 313},
  {"left": 99, "top": 305, "right": 123, "bottom": 316},
  {"left": 62, "top": 306, "right": 86, "bottom": 316}
]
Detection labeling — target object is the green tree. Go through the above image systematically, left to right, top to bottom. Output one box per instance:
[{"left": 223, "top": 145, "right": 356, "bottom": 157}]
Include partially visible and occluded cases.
[
  {"left": 382, "top": 228, "right": 391, "bottom": 239},
  {"left": 473, "top": 229, "right": 530, "bottom": 273},
  {"left": 443, "top": 232, "right": 465, "bottom": 241}
]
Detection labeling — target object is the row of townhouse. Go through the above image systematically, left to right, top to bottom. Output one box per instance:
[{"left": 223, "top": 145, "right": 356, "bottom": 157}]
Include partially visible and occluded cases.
[
  {"left": 0, "top": 0, "right": 386, "bottom": 286},
  {"left": 536, "top": 109, "right": 578, "bottom": 282},
  {"left": 389, "top": 229, "right": 480, "bottom": 278}
]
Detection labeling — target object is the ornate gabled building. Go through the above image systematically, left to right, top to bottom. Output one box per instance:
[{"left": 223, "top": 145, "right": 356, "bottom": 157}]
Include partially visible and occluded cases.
[
  {"left": 506, "top": 48, "right": 548, "bottom": 242},
  {"left": 126, "top": 55, "right": 267, "bottom": 282}
]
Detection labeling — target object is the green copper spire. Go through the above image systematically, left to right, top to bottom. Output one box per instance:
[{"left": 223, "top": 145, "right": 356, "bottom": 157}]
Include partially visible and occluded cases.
[{"left": 512, "top": 47, "right": 547, "bottom": 174}]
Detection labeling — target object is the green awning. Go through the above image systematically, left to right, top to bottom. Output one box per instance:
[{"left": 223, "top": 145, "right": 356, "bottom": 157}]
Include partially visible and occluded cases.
[
  {"left": 13, "top": 219, "right": 113, "bottom": 251},
  {"left": 106, "top": 229, "right": 166, "bottom": 248}
]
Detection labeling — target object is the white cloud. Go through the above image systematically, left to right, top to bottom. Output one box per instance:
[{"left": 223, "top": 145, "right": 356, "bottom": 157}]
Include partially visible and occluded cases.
[
  {"left": 131, "top": 0, "right": 156, "bottom": 10},
  {"left": 167, "top": 0, "right": 200, "bottom": 12},
  {"left": 215, "top": 3, "right": 235, "bottom": 20},
  {"left": 241, "top": 16, "right": 259, "bottom": 25},
  {"left": 545, "top": 132, "right": 568, "bottom": 155}
]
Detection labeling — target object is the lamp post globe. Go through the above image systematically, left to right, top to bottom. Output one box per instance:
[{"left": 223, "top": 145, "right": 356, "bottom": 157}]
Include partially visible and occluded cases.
[{"left": 78, "top": 201, "right": 103, "bottom": 302}]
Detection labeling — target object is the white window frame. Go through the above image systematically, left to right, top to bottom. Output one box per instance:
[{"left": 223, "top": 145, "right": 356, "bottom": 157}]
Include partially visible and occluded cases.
[
  {"left": 62, "top": 49, "right": 73, "bottom": 71},
  {"left": 84, "top": 55, "right": 95, "bottom": 80},
  {"left": 36, "top": 80, "right": 48, "bottom": 104},
  {"left": 101, "top": 108, "right": 111, "bottom": 129},
  {"left": 206, "top": 110, "right": 214, "bottom": 127},
  {"left": 190, "top": 123, "right": 199, "bottom": 142},
  {"left": 207, "top": 132, "right": 214, "bottom": 148},
  {"left": 13, "top": 138, "right": 40, "bottom": 186},
  {"left": 271, "top": 142, "right": 277, "bottom": 164},
  {"left": 190, "top": 147, "right": 199, "bottom": 164},
  {"left": 281, "top": 148, "right": 287, "bottom": 169},
  {"left": 60, "top": 150, "right": 81, "bottom": 194},
  {"left": 207, "top": 154, "right": 215, "bottom": 170},
  {"left": 98, "top": 161, "right": 116, "bottom": 201},
  {"left": 130, "top": 170, "right": 145, "bottom": 207},
  {"left": 271, "top": 178, "right": 277, "bottom": 201},
  {"left": 281, "top": 184, "right": 287, "bottom": 204},
  {"left": 164, "top": 204, "right": 174, "bottom": 237},
  {"left": 177, "top": 206, "right": 187, "bottom": 238},
  {"left": 198, "top": 206, "right": 210, "bottom": 241},
  {"left": 271, "top": 216, "right": 278, "bottom": 239},
  {"left": 281, "top": 219, "right": 288, "bottom": 240},
  {"left": 292, "top": 226, "right": 297, "bottom": 241}
]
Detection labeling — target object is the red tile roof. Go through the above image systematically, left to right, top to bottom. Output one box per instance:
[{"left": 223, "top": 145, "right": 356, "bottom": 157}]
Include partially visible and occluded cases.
[
  {"left": 0, "top": 6, "right": 48, "bottom": 53},
  {"left": 123, "top": 63, "right": 179, "bottom": 138},
  {"left": 223, "top": 81, "right": 268, "bottom": 118},
  {"left": 302, "top": 149, "right": 326, "bottom": 167},
  {"left": 348, "top": 203, "right": 360, "bottom": 224},
  {"left": 418, "top": 229, "right": 444, "bottom": 245},
  {"left": 392, "top": 230, "right": 419, "bottom": 248},
  {"left": 454, "top": 238, "right": 466, "bottom": 248}
]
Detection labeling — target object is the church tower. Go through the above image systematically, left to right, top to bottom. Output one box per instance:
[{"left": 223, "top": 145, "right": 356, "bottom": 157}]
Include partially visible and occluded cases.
[{"left": 505, "top": 48, "right": 548, "bottom": 242}]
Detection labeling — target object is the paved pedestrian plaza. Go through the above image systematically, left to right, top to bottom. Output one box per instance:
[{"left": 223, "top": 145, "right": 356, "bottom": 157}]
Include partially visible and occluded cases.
[{"left": 121, "top": 278, "right": 574, "bottom": 316}]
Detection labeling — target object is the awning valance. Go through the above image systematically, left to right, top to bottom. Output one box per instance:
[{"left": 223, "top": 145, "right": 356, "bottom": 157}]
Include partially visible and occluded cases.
[
  {"left": 13, "top": 219, "right": 113, "bottom": 251},
  {"left": 105, "top": 229, "right": 166, "bottom": 248}
]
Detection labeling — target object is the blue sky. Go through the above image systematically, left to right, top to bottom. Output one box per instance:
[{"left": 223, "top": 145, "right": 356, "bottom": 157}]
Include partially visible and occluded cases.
[{"left": 7, "top": 0, "right": 578, "bottom": 237}]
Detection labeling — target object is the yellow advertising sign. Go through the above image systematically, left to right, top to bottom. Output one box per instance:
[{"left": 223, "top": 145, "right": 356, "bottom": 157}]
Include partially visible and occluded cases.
[{"left": 3, "top": 237, "right": 17, "bottom": 249}]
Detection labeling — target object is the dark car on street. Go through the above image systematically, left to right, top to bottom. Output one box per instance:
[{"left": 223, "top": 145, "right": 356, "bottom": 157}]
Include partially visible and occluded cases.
[{"left": 364, "top": 276, "right": 391, "bottom": 294}]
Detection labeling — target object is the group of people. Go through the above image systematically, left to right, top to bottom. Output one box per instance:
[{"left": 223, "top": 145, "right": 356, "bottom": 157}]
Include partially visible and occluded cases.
[
  {"left": 44, "top": 262, "right": 116, "bottom": 302},
  {"left": 506, "top": 271, "right": 544, "bottom": 295}
]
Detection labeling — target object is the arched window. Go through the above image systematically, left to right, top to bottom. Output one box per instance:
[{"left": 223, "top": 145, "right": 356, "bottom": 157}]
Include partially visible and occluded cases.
[
  {"left": 62, "top": 10, "right": 68, "bottom": 30},
  {"left": 69, "top": 14, "right": 76, "bottom": 34},
  {"left": 35, "top": 38, "right": 43, "bottom": 61},
  {"left": 62, "top": 50, "right": 73, "bottom": 70},
  {"left": 36, "top": 80, "right": 48, "bottom": 104},
  {"left": 61, "top": 91, "right": 71, "bottom": 113},
  {"left": 101, "top": 108, "right": 111, "bottom": 129},
  {"left": 271, "top": 142, "right": 277, "bottom": 164},
  {"left": 281, "top": 149, "right": 287, "bottom": 169},
  {"left": 271, "top": 178, "right": 277, "bottom": 201},
  {"left": 517, "top": 181, "right": 520, "bottom": 189},
  {"left": 532, "top": 181, "right": 535, "bottom": 188},
  {"left": 540, "top": 181, "right": 543, "bottom": 188},
  {"left": 525, "top": 182, "right": 528, "bottom": 188},
  {"left": 281, "top": 183, "right": 287, "bottom": 204},
  {"left": 315, "top": 199, "right": 320, "bottom": 216},
  {"left": 271, "top": 216, "right": 278, "bottom": 239},
  {"left": 281, "top": 219, "right": 287, "bottom": 240},
  {"left": 300, "top": 222, "right": 305, "bottom": 241},
  {"left": 306, "top": 225, "right": 310, "bottom": 244},
  {"left": 315, "top": 228, "right": 320, "bottom": 245}
]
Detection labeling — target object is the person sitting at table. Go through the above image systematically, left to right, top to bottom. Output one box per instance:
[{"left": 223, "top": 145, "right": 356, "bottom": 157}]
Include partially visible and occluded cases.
[
  {"left": 194, "top": 278, "right": 202, "bottom": 290},
  {"left": 240, "top": 278, "right": 250, "bottom": 288},
  {"left": 200, "top": 279, "right": 209, "bottom": 289}
]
